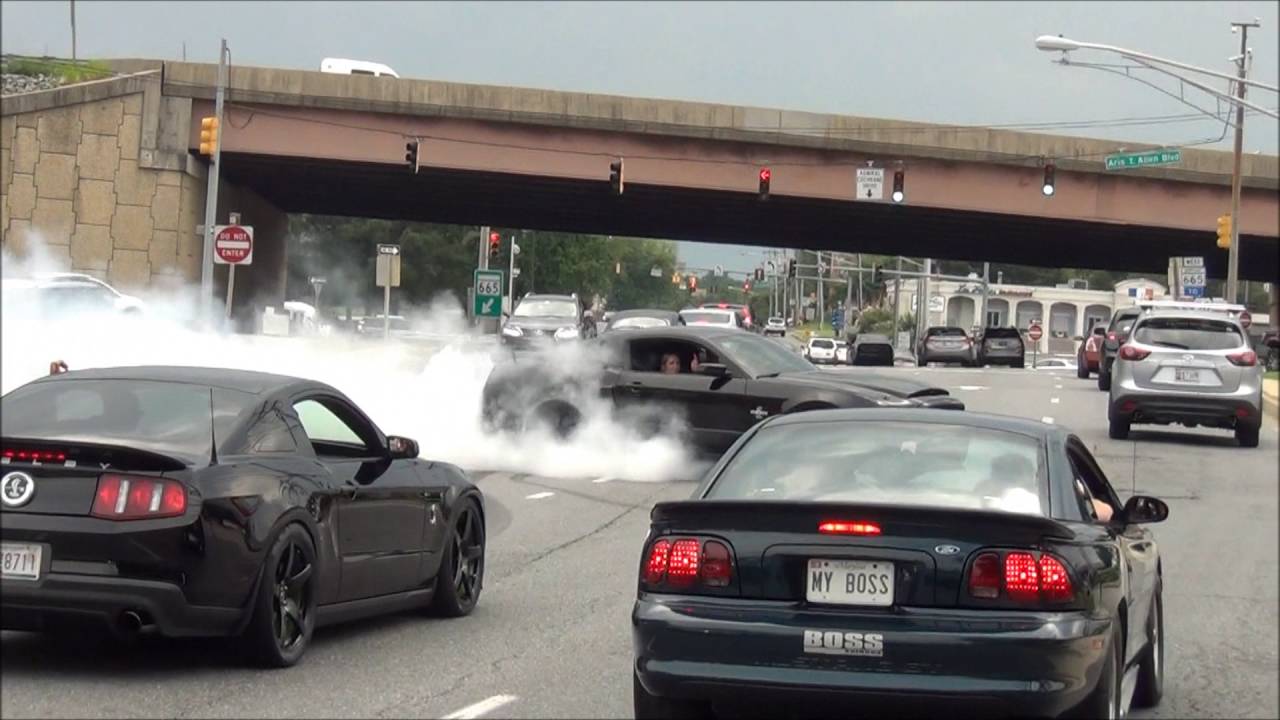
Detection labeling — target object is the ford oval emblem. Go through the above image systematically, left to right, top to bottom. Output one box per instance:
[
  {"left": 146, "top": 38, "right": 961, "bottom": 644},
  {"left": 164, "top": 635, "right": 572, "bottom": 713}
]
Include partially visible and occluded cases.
[{"left": 934, "top": 544, "right": 960, "bottom": 556}]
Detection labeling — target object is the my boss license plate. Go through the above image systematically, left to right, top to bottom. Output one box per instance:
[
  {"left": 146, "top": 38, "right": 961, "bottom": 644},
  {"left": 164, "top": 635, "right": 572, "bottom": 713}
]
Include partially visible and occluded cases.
[
  {"left": 1, "top": 542, "right": 42, "bottom": 581},
  {"left": 806, "top": 559, "right": 894, "bottom": 606}
]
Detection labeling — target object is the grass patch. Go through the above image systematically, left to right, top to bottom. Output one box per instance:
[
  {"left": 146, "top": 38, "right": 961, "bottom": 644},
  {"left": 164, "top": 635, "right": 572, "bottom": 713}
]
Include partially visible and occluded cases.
[
  {"left": 1, "top": 55, "right": 113, "bottom": 84},
  {"left": 1266, "top": 370, "right": 1278, "bottom": 381}
]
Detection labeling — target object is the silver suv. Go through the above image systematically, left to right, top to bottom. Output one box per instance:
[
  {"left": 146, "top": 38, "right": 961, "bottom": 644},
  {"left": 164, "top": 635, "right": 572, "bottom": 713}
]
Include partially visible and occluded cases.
[{"left": 1108, "top": 310, "right": 1264, "bottom": 447}]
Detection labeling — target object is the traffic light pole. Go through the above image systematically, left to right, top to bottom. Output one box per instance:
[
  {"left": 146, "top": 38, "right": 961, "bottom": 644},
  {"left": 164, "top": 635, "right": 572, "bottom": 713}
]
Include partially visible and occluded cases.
[
  {"left": 1226, "top": 20, "right": 1256, "bottom": 303},
  {"left": 199, "top": 38, "right": 228, "bottom": 323}
]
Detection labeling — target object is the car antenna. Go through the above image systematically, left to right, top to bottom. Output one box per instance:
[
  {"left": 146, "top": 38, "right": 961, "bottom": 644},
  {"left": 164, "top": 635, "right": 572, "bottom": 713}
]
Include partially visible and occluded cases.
[{"left": 208, "top": 388, "right": 219, "bottom": 466}]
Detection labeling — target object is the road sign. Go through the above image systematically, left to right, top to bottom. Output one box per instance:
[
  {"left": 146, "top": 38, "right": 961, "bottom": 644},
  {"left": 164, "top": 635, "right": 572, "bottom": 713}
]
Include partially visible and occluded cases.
[
  {"left": 1105, "top": 149, "right": 1182, "bottom": 171},
  {"left": 856, "top": 167, "right": 885, "bottom": 200},
  {"left": 212, "top": 225, "right": 253, "bottom": 265},
  {"left": 377, "top": 243, "right": 401, "bottom": 256},
  {"left": 375, "top": 253, "right": 401, "bottom": 288},
  {"left": 1181, "top": 256, "right": 1204, "bottom": 267},
  {"left": 714, "top": 264, "right": 724, "bottom": 277},
  {"left": 650, "top": 266, "right": 663, "bottom": 278},
  {"left": 473, "top": 269, "right": 504, "bottom": 318},
  {"left": 1239, "top": 310, "right": 1252, "bottom": 330},
  {"left": 1028, "top": 323, "right": 1044, "bottom": 342}
]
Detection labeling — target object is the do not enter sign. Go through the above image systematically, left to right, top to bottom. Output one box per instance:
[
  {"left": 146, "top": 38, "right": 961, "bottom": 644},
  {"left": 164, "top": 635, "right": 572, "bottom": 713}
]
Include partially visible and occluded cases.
[
  {"left": 213, "top": 224, "right": 254, "bottom": 265},
  {"left": 1239, "top": 310, "right": 1252, "bottom": 330},
  {"left": 1027, "top": 323, "right": 1044, "bottom": 341}
]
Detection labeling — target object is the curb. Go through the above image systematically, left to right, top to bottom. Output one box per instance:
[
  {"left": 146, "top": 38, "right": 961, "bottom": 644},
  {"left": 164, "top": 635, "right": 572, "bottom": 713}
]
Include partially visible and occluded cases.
[{"left": 1265, "top": 392, "right": 1279, "bottom": 423}]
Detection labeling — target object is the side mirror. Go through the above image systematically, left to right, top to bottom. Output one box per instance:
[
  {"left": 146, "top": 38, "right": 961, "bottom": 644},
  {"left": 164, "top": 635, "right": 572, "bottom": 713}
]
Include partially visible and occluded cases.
[
  {"left": 697, "top": 362, "right": 730, "bottom": 377},
  {"left": 386, "top": 435, "right": 419, "bottom": 460},
  {"left": 1121, "top": 495, "right": 1168, "bottom": 524}
]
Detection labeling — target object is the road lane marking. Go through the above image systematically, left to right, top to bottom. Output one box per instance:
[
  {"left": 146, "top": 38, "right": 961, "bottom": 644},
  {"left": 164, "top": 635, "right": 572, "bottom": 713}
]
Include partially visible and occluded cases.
[
  {"left": 956, "top": 385, "right": 988, "bottom": 391},
  {"left": 1051, "top": 397, "right": 1061, "bottom": 404},
  {"left": 1041, "top": 416, "right": 1055, "bottom": 424},
  {"left": 592, "top": 477, "right": 614, "bottom": 484},
  {"left": 525, "top": 491, "right": 555, "bottom": 500},
  {"left": 443, "top": 695, "right": 518, "bottom": 719}
]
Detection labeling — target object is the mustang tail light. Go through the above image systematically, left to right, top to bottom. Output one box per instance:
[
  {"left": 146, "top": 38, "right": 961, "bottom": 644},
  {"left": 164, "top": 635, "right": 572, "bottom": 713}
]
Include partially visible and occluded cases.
[
  {"left": 1119, "top": 345, "right": 1150, "bottom": 361},
  {"left": 1226, "top": 350, "right": 1257, "bottom": 367},
  {"left": 91, "top": 474, "right": 187, "bottom": 520},
  {"left": 642, "top": 536, "right": 735, "bottom": 593},
  {"left": 966, "top": 549, "right": 1074, "bottom": 605}
]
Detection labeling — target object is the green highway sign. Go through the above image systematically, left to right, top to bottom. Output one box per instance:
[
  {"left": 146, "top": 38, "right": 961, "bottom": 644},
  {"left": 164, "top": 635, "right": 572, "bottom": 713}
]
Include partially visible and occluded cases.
[
  {"left": 1105, "top": 149, "right": 1182, "bottom": 171},
  {"left": 473, "top": 269, "right": 504, "bottom": 318}
]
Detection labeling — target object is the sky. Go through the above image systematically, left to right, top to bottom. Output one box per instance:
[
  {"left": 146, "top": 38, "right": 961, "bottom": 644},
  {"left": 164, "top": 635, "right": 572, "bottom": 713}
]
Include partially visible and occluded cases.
[{"left": 3, "top": 1, "right": 1277, "bottom": 273}]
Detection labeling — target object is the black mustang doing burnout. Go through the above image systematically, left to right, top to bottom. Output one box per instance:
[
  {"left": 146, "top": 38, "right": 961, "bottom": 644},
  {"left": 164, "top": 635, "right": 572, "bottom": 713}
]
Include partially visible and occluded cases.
[{"left": 0, "top": 367, "right": 485, "bottom": 667}]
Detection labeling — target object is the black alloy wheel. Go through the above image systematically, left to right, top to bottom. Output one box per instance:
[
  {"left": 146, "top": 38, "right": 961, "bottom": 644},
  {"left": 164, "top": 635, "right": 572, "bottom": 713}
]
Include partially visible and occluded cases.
[
  {"left": 432, "top": 499, "right": 485, "bottom": 617},
  {"left": 243, "top": 524, "right": 317, "bottom": 667}
]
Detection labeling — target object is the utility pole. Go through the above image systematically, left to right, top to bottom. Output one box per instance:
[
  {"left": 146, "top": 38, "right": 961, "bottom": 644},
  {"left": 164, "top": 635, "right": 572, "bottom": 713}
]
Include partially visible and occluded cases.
[
  {"left": 69, "top": 1, "right": 76, "bottom": 65},
  {"left": 1226, "top": 19, "right": 1258, "bottom": 303},
  {"left": 199, "top": 39, "right": 228, "bottom": 322},
  {"left": 478, "top": 225, "right": 490, "bottom": 271},
  {"left": 817, "top": 251, "right": 825, "bottom": 333},
  {"left": 856, "top": 252, "right": 864, "bottom": 311},
  {"left": 892, "top": 256, "right": 903, "bottom": 348},
  {"left": 980, "top": 261, "right": 991, "bottom": 329}
]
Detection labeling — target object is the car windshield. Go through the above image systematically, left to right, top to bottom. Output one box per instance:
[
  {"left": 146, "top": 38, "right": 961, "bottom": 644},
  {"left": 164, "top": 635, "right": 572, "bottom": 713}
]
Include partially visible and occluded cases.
[
  {"left": 514, "top": 299, "right": 577, "bottom": 318},
  {"left": 681, "top": 311, "right": 733, "bottom": 325},
  {"left": 610, "top": 316, "right": 670, "bottom": 330},
  {"left": 1134, "top": 317, "right": 1244, "bottom": 350},
  {"left": 717, "top": 333, "right": 816, "bottom": 377},
  {"left": 811, "top": 339, "right": 835, "bottom": 349},
  {"left": 0, "top": 380, "right": 250, "bottom": 462},
  {"left": 706, "top": 421, "right": 1047, "bottom": 516}
]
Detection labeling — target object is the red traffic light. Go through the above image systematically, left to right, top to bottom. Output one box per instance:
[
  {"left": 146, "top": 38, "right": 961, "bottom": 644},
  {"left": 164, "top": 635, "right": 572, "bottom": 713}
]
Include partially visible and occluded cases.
[
  {"left": 759, "top": 167, "right": 771, "bottom": 182},
  {"left": 489, "top": 232, "right": 500, "bottom": 245}
]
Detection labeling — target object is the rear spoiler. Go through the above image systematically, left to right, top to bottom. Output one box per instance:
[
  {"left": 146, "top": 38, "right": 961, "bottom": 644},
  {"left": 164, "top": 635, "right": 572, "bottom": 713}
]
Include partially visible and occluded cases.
[
  {"left": 1, "top": 436, "right": 194, "bottom": 472},
  {"left": 651, "top": 500, "right": 1076, "bottom": 542}
]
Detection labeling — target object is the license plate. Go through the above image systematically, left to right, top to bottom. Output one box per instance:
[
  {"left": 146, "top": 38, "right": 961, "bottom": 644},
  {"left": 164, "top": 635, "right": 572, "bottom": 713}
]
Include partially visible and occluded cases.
[
  {"left": 1174, "top": 368, "right": 1201, "bottom": 383},
  {"left": 1, "top": 542, "right": 42, "bottom": 581},
  {"left": 806, "top": 559, "right": 894, "bottom": 606}
]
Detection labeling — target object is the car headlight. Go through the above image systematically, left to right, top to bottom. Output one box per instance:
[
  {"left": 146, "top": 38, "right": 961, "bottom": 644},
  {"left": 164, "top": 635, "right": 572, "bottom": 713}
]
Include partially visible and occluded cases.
[
  {"left": 502, "top": 325, "right": 523, "bottom": 337},
  {"left": 554, "top": 327, "right": 580, "bottom": 340}
]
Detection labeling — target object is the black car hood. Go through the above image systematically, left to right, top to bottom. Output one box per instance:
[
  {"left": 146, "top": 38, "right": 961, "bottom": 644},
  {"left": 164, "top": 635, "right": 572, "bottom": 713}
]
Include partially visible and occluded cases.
[
  {"left": 505, "top": 316, "right": 577, "bottom": 332},
  {"left": 771, "top": 370, "right": 951, "bottom": 399}
]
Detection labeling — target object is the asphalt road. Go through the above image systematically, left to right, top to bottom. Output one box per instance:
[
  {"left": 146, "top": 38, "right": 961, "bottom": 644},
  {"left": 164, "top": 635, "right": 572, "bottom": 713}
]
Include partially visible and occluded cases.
[{"left": 3, "top": 364, "right": 1276, "bottom": 719}]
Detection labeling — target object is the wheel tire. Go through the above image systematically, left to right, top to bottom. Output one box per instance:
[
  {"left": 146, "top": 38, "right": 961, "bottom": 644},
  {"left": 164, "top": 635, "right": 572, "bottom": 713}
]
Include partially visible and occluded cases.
[
  {"left": 1014, "top": 359, "right": 1025, "bottom": 369},
  {"left": 1077, "top": 359, "right": 1089, "bottom": 378},
  {"left": 1098, "top": 366, "right": 1112, "bottom": 392},
  {"left": 528, "top": 401, "right": 582, "bottom": 440},
  {"left": 1109, "top": 415, "right": 1131, "bottom": 440},
  {"left": 1236, "top": 423, "right": 1260, "bottom": 448},
  {"left": 430, "top": 498, "right": 484, "bottom": 618},
  {"left": 241, "top": 523, "right": 318, "bottom": 668},
  {"left": 1133, "top": 585, "right": 1164, "bottom": 708},
  {"left": 1075, "top": 625, "right": 1123, "bottom": 720},
  {"left": 633, "top": 672, "right": 709, "bottom": 720}
]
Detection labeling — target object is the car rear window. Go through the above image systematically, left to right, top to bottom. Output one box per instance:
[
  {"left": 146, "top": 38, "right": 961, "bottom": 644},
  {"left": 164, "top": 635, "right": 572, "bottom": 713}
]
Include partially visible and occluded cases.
[
  {"left": 680, "top": 311, "right": 732, "bottom": 324},
  {"left": 610, "top": 316, "right": 669, "bottom": 330},
  {"left": 1133, "top": 317, "right": 1244, "bottom": 350},
  {"left": 930, "top": 327, "right": 966, "bottom": 337},
  {"left": 983, "top": 328, "right": 1021, "bottom": 339},
  {"left": 811, "top": 339, "right": 835, "bottom": 349},
  {"left": 0, "top": 379, "right": 248, "bottom": 462},
  {"left": 707, "top": 421, "right": 1047, "bottom": 516}
]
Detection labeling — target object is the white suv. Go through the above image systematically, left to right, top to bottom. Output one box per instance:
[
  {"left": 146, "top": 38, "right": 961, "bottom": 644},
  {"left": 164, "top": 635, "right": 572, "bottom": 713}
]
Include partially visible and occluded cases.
[{"left": 805, "top": 337, "right": 837, "bottom": 364}]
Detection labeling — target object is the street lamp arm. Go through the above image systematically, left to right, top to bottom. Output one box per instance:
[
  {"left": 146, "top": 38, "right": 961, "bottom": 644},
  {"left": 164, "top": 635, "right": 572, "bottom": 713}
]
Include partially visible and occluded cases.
[{"left": 1036, "top": 35, "right": 1279, "bottom": 93}]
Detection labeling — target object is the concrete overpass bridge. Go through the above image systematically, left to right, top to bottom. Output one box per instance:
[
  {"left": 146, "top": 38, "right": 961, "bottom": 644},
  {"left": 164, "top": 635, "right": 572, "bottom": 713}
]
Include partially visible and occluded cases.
[{"left": 2, "top": 58, "right": 1277, "bottom": 314}]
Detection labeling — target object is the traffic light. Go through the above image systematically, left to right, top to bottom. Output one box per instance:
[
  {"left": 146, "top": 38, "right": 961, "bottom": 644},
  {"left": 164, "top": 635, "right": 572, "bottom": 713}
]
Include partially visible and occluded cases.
[
  {"left": 198, "top": 116, "right": 219, "bottom": 156},
  {"left": 405, "top": 140, "right": 420, "bottom": 173},
  {"left": 609, "top": 158, "right": 624, "bottom": 195},
  {"left": 1042, "top": 162, "right": 1056, "bottom": 197},
  {"left": 758, "top": 167, "right": 771, "bottom": 199},
  {"left": 891, "top": 169, "right": 905, "bottom": 203},
  {"left": 1216, "top": 213, "right": 1233, "bottom": 249},
  {"left": 488, "top": 231, "right": 501, "bottom": 259},
  {"left": 787, "top": 259, "right": 797, "bottom": 278},
  {"left": 872, "top": 264, "right": 882, "bottom": 284},
  {"left": 754, "top": 267, "right": 765, "bottom": 282},
  {"left": 672, "top": 272, "right": 682, "bottom": 285},
  {"left": 687, "top": 275, "right": 698, "bottom": 292},
  {"left": 743, "top": 280, "right": 751, "bottom": 292}
]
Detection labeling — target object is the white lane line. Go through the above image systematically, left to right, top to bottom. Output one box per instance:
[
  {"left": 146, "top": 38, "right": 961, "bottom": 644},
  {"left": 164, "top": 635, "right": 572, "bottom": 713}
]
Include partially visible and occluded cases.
[
  {"left": 956, "top": 385, "right": 988, "bottom": 391},
  {"left": 1051, "top": 397, "right": 1061, "bottom": 404},
  {"left": 1041, "top": 416, "right": 1055, "bottom": 424},
  {"left": 592, "top": 477, "right": 614, "bottom": 484},
  {"left": 525, "top": 491, "right": 555, "bottom": 500},
  {"left": 443, "top": 695, "right": 518, "bottom": 720}
]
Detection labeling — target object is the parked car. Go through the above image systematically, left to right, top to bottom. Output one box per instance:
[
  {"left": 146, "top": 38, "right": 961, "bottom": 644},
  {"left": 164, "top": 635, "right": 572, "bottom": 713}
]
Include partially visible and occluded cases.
[
  {"left": 2, "top": 272, "right": 146, "bottom": 317},
  {"left": 1108, "top": 310, "right": 1263, "bottom": 447},
  {"left": 763, "top": 317, "right": 787, "bottom": 337},
  {"left": 1077, "top": 323, "right": 1107, "bottom": 378},
  {"left": 916, "top": 326, "right": 975, "bottom": 367},
  {"left": 977, "top": 327, "right": 1026, "bottom": 368},
  {"left": 850, "top": 334, "right": 895, "bottom": 366},
  {"left": 805, "top": 337, "right": 838, "bottom": 365},
  {"left": 833, "top": 340, "right": 849, "bottom": 364}
]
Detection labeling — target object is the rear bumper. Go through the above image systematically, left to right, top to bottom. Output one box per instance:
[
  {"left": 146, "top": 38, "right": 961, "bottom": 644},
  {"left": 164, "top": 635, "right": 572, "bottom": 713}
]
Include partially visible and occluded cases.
[
  {"left": 922, "top": 347, "right": 973, "bottom": 364},
  {"left": 980, "top": 348, "right": 1024, "bottom": 363},
  {"left": 1111, "top": 383, "right": 1262, "bottom": 429},
  {"left": 2, "top": 571, "right": 243, "bottom": 637},
  {"left": 633, "top": 595, "right": 1110, "bottom": 718}
]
